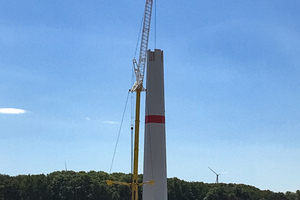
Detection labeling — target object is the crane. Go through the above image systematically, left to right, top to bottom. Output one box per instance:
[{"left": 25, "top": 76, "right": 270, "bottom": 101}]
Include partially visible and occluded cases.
[
  {"left": 131, "top": 0, "right": 153, "bottom": 92},
  {"left": 131, "top": 0, "right": 154, "bottom": 199},
  {"left": 107, "top": 1, "right": 154, "bottom": 200}
]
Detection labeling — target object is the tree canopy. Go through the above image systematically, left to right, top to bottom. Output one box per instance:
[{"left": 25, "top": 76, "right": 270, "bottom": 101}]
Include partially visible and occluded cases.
[{"left": 0, "top": 171, "right": 299, "bottom": 200}]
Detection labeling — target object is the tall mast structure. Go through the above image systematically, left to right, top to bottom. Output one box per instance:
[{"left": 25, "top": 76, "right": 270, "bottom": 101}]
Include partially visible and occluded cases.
[
  {"left": 107, "top": 1, "right": 154, "bottom": 200},
  {"left": 131, "top": 1, "right": 154, "bottom": 200},
  {"left": 143, "top": 49, "right": 167, "bottom": 200}
]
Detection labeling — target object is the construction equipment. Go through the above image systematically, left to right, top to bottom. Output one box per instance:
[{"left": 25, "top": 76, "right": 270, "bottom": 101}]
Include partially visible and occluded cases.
[
  {"left": 131, "top": 0, "right": 153, "bottom": 92},
  {"left": 107, "top": 1, "right": 154, "bottom": 200},
  {"left": 130, "top": 1, "right": 154, "bottom": 200}
]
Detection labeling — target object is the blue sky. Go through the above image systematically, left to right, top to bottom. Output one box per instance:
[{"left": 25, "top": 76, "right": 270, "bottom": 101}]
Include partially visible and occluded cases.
[{"left": 1, "top": 0, "right": 300, "bottom": 193}]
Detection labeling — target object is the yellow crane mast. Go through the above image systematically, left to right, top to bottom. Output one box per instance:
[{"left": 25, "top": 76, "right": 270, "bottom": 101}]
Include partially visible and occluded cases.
[{"left": 107, "top": 1, "right": 154, "bottom": 200}]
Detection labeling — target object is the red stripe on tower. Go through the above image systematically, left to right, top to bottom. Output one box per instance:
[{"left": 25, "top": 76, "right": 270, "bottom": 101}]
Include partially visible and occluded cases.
[{"left": 145, "top": 115, "right": 165, "bottom": 124}]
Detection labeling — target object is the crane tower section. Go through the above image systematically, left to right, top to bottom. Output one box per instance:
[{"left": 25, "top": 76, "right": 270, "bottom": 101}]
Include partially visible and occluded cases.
[{"left": 132, "top": 0, "right": 153, "bottom": 91}]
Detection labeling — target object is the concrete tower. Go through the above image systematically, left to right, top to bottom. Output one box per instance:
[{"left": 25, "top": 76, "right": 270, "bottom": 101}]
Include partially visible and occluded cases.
[{"left": 143, "top": 49, "right": 167, "bottom": 200}]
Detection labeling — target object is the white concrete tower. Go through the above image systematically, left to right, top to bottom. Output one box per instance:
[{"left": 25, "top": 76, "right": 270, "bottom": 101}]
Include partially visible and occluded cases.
[{"left": 143, "top": 49, "right": 167, "bottom": 200}]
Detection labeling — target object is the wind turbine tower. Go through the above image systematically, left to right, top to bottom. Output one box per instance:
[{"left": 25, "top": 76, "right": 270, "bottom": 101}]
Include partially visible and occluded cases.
[{"left": 143, "top": 49, "right": 167, "bottom": 200}]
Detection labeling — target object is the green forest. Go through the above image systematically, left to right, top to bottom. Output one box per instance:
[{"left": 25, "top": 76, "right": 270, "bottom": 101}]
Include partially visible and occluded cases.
[{"left": 0, "top": 170, "right": 299, "bottom": 200}]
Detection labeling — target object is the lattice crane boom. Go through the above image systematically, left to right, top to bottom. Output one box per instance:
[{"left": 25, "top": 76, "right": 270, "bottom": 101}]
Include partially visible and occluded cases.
[{"left": 132, "top": 0, "right": 153, "bottom": 91}]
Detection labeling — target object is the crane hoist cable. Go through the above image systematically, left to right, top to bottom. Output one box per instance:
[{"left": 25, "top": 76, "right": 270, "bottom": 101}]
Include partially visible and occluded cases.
[
  {"left": 134, "top": 18, "right": 144, "bottom": 59},
  {"left": 109, "top": 91, "right": 130, "bottom": 173}
]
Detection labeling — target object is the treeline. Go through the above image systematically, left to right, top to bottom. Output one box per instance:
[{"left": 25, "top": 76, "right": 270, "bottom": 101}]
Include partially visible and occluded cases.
[{"left": 0, "top": 170, "right": 299, "bottom": 200}]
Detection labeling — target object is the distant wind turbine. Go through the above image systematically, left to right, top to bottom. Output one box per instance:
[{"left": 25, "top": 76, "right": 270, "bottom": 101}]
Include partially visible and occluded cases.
[
  {"left": 65, "top": 161, "right": 68, "bottom": 171},
  {"left": 208, "top": 167, "right": 228, "bottom": 183}
]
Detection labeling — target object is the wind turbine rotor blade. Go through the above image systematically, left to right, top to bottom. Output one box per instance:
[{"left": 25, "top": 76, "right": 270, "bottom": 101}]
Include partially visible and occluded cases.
[{"left": 208, "top": 167, "right": 218, "bottom": 175}]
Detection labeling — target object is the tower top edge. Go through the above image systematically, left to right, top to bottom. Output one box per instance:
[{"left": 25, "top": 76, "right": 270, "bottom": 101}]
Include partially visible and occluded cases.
[{"left": 148, "top": 49, "right": 163, "bottom": 52}]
